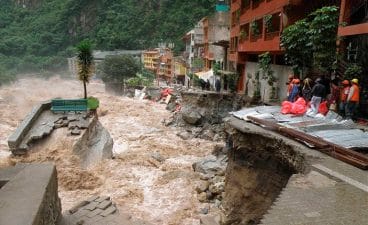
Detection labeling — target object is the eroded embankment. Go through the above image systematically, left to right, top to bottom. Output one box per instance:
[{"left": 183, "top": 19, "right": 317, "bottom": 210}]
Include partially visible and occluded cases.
[{"left": 222, "top": 117, "right": 307, "bottom": 225}]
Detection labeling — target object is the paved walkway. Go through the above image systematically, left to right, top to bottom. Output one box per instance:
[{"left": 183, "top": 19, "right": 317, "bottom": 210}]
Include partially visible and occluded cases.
[{"left": 260, "top": 146, "right": 368, "bottom": 225}]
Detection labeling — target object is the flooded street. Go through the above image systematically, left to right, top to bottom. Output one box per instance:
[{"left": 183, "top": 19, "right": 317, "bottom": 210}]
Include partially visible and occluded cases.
[{"left": 0, "top": 76, "right": 217, "bottom": 225}]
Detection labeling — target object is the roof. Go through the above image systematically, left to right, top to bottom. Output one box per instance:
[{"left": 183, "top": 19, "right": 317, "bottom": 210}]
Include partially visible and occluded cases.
[{"left": 231, "top": 106, "right": 368, "bottom": 150}]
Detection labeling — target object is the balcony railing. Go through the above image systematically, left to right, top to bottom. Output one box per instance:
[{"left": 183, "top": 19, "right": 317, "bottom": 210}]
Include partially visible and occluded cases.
[
  {"left": 265, "top": 31, "right": 279, "bottom": 41},
  {"left": 250, "top": 34, "right": 262, "bottom": 42}
]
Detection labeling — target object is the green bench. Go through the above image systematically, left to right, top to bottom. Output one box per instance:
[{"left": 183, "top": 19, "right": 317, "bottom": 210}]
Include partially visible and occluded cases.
[{"left": 51, "top": 99, "right": 88, "bottom": 112}]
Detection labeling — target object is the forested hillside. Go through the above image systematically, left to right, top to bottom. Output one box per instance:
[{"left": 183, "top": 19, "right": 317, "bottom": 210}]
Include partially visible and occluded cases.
[{"left": 0, "top": 0, "right": 216, "bottom": 76}]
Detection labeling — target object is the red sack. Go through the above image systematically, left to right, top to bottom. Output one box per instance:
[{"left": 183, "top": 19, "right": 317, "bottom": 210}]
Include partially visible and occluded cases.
[
  {"left": 160, "top": 88, "right": 173, "bottom": 97},
  {"left": 290, "top": 97, "right": 307, "bottom": 115},
  {"left": 281, "top": 101, "right": 292, "bottom": 114},
  {"left": 318, "top": 101, "right": 329, "bottom": 115}
]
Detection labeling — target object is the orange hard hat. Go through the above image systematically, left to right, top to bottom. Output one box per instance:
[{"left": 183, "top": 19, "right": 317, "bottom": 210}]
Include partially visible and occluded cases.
[
  {"left": 293, "top": 79, "right": 300, "bottom": 84},
  {"left": 342, "top": 80, "right": 349, "bottom": 85}
]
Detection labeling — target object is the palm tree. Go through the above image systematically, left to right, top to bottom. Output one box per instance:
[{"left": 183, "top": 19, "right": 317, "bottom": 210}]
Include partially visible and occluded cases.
[{"left": 76, "top": 40, "right": 93, "bottom": 99}]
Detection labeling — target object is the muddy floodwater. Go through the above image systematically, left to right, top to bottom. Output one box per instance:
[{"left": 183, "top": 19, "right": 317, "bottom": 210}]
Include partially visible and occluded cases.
[{"left": 0, "top": 76, "right": 218, "bottom": 225}]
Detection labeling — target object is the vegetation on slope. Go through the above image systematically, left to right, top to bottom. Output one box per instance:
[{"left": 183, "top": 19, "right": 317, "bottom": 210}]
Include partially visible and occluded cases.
[{"left": 0, "top": 0, "right": 216, "bottom": 81}]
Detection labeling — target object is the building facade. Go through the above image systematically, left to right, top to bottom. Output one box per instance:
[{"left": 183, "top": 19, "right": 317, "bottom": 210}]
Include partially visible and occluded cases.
[
  {"left": 229, "top": 0, "right": 340, "bottom": 100},
  {"left": 203, "top": 11, "right": 230, "bottom": 70},
  {"left": 183, "top": 20, "right": 205, "bottom": 74},
  {"left": 143, "top": 47, "right": 174, "bottom": 84},
  {"left": 143, "top": 49, "right": 160, "bottom": 73}
]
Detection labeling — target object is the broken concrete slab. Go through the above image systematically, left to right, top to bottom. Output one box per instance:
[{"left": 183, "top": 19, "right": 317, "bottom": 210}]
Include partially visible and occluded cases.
[{"left": 8, "top": 101, "right": 51, "bottom": 152}]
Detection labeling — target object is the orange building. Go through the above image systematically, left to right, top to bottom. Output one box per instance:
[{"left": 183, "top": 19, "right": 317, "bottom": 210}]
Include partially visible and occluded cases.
[
  {"left": 229, "top": 0, "right": 340, "bottom": 95},
  {"left": 337, "top": 0, "right": 368, "bottom": 115},
  {"left": 338, "top": 0, "right": 368, "bottom": 37},
  {"left": 143, "top": 48, "right": 174, "bottom": 84},
  {"left": 143, "top": 49, "right": 160, "bottom": 73},
  {"left": 158, "top": 50, "right": 174, "bottom": 82}
]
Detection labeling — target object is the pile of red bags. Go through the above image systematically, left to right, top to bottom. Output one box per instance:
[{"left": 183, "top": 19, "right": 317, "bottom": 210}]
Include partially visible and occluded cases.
[
  {"left": 281, "top": 97, "right": 308, "bottom": 115},
  {"left": 282, "top": 97, "right": 329, "bottom": 116}
]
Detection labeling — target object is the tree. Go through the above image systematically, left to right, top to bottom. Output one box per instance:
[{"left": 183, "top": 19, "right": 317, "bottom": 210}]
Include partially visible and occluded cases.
[
  {"left": 281, "top": 6, "right": 339, "bottom": 74},
  {"left": 309, "top": 6, "right": 339, "bottom": 73},
  {"left": 280, "top": 19, "right": 312, "bottom": 74},
  {"left": 76, "top": 40, "right": 93, "bottom": 99},
  {"left": 99, "top": 55, "right": 141, "bottom": 85}
]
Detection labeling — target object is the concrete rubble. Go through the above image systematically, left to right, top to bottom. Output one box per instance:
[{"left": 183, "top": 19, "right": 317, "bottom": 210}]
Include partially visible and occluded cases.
[{"left": 193, "top": 144, "right": 228, "bottom": 207}]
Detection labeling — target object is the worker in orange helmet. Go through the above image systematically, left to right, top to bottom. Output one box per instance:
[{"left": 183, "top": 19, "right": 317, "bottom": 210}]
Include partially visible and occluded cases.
[
  {"left": 345, "top": 78, "right": 360, "bottom": 120},
  {"left": 339, "top": 80, "right": 350, "bottom": 117}
]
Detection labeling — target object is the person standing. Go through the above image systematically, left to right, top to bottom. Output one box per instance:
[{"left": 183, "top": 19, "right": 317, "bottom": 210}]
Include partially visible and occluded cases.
[
  {"left": 286, "top": 74, "right": 294, "bottom": 99},
  {"left": 302, "top": 78, "right": 312, "bottom": 101},
  {"left": 310, "top": 78, "right": 326, "bottom": 114},
  {"left": 345, "top": 78, "right": 360, "bottom": 120},
  {"left": 215, "top": 79, "right": 221, "bottom": 92},
  {"left": 288, "top": 79, "right": 300, "bottom": 102},
  {"left": 328, "top": 79, "right": 340, "bottom": 112},
  {"left": 339, "top": 80, "right": 350, "bottom": 117}
]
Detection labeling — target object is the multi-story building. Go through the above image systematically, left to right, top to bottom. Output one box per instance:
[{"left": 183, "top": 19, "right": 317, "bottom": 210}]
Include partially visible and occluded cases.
[
  {"left": 229, "top": 0, "right": 340, "bottom": 100},
  {"left": 338, "top": 0, "right": 368, "bottom": 114},
  {"left": 338, "top": 0, "right": 368, "bottom": 38},
  {"left": 202, "top": 11, "right": 230, "bottom": 70},
  {"left": 183, "top": 20, "right": 205, "bottom": 73},
  {"left": 143, "top": 47, "right": 174, "bottom": 84},
  {"left": 143, "top": 49, "right": 160, "bottom": 73},
  {"left": 157, "top": 50, "right": 173, "bottom": 82},
  {"left": 174, "top": 57, "right": 188, "bottom": 85}
]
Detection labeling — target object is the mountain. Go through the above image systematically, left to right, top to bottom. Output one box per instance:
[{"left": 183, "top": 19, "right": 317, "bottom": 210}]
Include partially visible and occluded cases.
[{"left": 0, "top": 0, "right": 216, "bottom": 74}]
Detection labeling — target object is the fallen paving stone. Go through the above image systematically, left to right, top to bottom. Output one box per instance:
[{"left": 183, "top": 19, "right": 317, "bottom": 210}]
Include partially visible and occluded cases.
[
  {"left": 86, "top": 196, "right": 99, "bottom": 202},
  {"left": 95, "top": 196, "right": 110, "bottom": 203},
  {"left": 69, "top": 200, "right": 89, "bottom": 214},
  {"left": 97, "top": 200, "right": 112, "bottom": 210},
  {"left": 84, "top": 202, "right": 99, "bottom": 211},
  {"left": 100, "top": 205, "right": 117, "bottom": 217},
  {"left": 87, "top": 208, "right": 103, "bottom": 218},
  {"left": 73, "top": 209, "right": 90, "bottom": 218}
]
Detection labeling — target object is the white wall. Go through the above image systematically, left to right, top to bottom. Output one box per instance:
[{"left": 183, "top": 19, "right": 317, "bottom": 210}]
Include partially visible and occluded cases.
[{"left": 245, "top": 62, "right": 292, "bottom": 103}]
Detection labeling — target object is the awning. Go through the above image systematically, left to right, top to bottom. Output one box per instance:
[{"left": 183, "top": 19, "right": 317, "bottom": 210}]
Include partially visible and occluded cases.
[
  {"left": 195, "top": 69, "right": 214, "bottom": 80},
  {"left": 218, "top": 70, "right": 237, "bottom": 75}
]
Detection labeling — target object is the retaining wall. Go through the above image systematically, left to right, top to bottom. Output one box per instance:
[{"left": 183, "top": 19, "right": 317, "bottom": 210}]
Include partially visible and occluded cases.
[
  {"left": 7, "top": 101, "right": 51, "bottom": 153},
  {"left": 0, "top": 163, "right": 61, "bottom": 225}
]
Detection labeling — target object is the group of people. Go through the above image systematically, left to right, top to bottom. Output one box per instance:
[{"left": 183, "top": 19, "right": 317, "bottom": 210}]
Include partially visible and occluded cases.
[{"left": 286, "top": 74, "right": 360, "bottom": 119}]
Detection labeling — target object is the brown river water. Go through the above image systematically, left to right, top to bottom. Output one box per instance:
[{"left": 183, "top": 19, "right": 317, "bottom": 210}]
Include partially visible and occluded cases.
[{"left": 0, "top": 76, "right": 217, "bottom": 225}]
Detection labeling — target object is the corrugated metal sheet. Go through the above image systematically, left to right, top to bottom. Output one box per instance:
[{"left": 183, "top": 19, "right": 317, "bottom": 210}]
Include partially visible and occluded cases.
[{"left": 232, "top": 106, "right": 368, "bottom": 150}]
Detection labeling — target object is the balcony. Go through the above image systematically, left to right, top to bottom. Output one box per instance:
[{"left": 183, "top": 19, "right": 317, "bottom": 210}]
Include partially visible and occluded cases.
[
  {"left": 265, "top": 31, "right": 279, "bottom": 41},
  {"left": 238, "top": 35, "right": 281, "bottom": 52}
]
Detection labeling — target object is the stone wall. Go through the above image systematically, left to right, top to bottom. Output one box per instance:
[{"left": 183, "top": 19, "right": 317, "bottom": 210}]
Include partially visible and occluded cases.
[
  {"left": 180, "top": 91, "right": 248, "bottom": 126},
  {"left": 0, "top": 163, "right": 61, "bottom": 225}
]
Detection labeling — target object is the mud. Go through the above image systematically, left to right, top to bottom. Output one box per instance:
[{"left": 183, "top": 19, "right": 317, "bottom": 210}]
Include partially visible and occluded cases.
[{"left": 0, "top": 76, "right": 219, "bottom": 225}]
